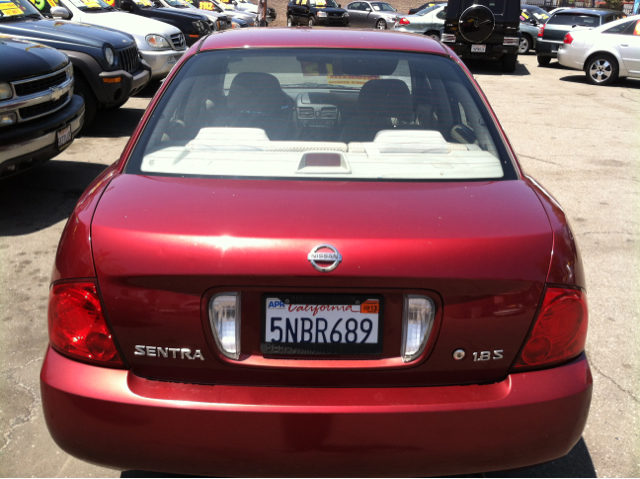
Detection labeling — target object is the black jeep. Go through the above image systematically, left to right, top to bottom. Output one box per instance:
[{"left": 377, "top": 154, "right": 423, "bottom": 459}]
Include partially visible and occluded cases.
[{"left": 441, "top": 0, "right": 521, "bottom": 72}]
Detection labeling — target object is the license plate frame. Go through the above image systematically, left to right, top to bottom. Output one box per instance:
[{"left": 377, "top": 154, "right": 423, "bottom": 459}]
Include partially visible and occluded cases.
[
  {"left": 471, "top": 44, "right": 486, "bottom": 53},
  {"left": 56, "top": 125, "right": 72, "bottom": 151},
  {"left": 261, "top": 294, "right": 384, "bottom": 357}
]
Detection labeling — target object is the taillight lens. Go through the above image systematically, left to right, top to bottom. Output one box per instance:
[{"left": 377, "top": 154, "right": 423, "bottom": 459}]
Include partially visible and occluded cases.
[
  {"left": 398, "top": 17, "right": 410, "bottom": 25},
  {"left": 538, "top": 24, "right": 545, "bottom": 37},
  {"left": 564, "top": 32, "right": 573, "bottom": 44},
  {"left": 48, "top": 281, "right": 123, "bottom": 366},
  {"left": 512, "top": 287, "right": 588, "bottom": 371},
  {"left": 209, "top": 293, "right": 241, "bottom": 360},
  {"left": 401, "top": 295, "right": 435, "bottom": 362}
]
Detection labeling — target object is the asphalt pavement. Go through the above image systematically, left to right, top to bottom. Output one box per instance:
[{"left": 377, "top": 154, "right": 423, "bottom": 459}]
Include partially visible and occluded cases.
[{"left": 0, "top": 53, "right": 638, "bottom": 477}]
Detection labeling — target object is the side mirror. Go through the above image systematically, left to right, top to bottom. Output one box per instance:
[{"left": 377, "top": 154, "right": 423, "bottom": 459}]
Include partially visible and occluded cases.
[
  {"left": 153, "top": 0, "right": 162, "bottom": 6},
  {"left": 51, "top": 6, "right": 71, "bottom": 18}
]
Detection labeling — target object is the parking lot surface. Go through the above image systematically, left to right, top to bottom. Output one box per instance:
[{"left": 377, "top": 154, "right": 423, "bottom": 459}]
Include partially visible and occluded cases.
[{"left": 0, "top": 53, "right": 638, "bottom": 477}]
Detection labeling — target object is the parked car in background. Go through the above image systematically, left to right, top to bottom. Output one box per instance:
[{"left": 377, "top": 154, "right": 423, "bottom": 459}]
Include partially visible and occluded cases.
[
  {"left": 6, "top": 0, "right": 149, "bottom": 127},
  {"left": 47, "top": 0, "right": 187, "bottom": 81},
  {"left": 110, "top": 0, "right": 213, "bottom": 46},
  {"left": 151, "top": 0, "right": 233, "bottom": 30},
  {"left": 184, "top": 0, "right": 256, "bottom": 26},
  {"left": 221, "top": 0, "right": 274, "bottom": 23},
  {"left": 287, "top": 0, "right": 348, "bottom": 26},
  {"left": 407, "top": 0, "right": 445, "bottom": 15},
  {"left": 441, "top": 0, "right": 521, "bottom": 72},
  {"left": 345, "top": 1, "right": 398, "bottom": 29},
  {"left": 394, "top": 3, "right": 446, "bottom": 38},
  {"left": 518, "top": 4, "right": 550, "bottom": 53},
  {"left": 536, "top": 8, "right": 626, "bottom": 65},
  {"left": 558, "top": 16, "right": 640, "bottom": 85},
  {"left": 41, "top": 27, "right": 592, "bottom": 478},
  {"left": 0, "top": 36, "right": 83, "bottom": 177}
]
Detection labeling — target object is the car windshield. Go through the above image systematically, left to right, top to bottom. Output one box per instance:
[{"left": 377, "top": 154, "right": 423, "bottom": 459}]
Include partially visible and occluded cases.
[
  {"left": 0, "top": 0, "right": 41, "bottom": 20},
  {"left": 62, "top": 0, "right": 115, "bottom": 11},
  {"left": 165, "top": 0, "right": 191, "bottom": 7},
  {"left": 371, "top": 2, "right": 394, "bottom": 11},
  {"left": 416, "top": 4, "right": 440, "bottom": 15},
  {"left": 521, "top": 6, "right": 549, "bottom": 24},
  {"left": 548, "top": 13, "right": 599, "bottom": 26},
  {"left": 127, "top": 48, "right": 514, "bottom": 181}
]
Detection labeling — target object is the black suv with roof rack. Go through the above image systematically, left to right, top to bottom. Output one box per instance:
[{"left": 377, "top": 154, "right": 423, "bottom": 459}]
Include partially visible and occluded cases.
[
  {"left": 5, "top": 0, "right": 150, "bottom": 128},
  {"left": 441, "top": 0, "right": 521, "bottom": 72},
  {"left": 536, "top": 8, "right": 626, "bottom": 66},
  {"left": 0, "top": 35, "right": 84, "bottom": 177}
]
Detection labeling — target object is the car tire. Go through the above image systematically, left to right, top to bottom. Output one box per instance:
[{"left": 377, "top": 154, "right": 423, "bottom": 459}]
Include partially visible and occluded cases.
[
  {"left": 287, "top": 15, "right": 294, "bottom": 26},
  {"left": 308, "top": 16, "right": 315, "bottom": 26},
  {"left": 376, "top": 19, "right": 386, "bottom": 29},
  {"left": 424, "top": 30, "right": 440, "bottom": 39},
  {"left": 518, "top": 34, "right": 531, "bottom": 55},
  {"left": 501, "top": 53, "right": 518, "bottom": 73},
  {"left": 585, "top": 53, "right": 619, "bottom": 86},
  {"left": 537, "top": 55, "right": 551, "bottom": 66},
  {"left": 73, "top": 73, "right": 97, "bottom": 130}
]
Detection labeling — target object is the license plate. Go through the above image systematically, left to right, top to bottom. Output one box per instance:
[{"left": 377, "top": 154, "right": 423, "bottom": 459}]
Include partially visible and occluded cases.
[
  {"left": 471, "top": 44, "right": 486, "bottom": 53},
  {"left": 56, "top": 125, "right": 72, "bottom": 151},
  {"left": 262, "top": 295, "right": 383, "bottom": 356}
]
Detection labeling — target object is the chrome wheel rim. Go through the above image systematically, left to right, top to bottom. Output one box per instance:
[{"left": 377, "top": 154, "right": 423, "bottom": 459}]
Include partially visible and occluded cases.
[
  {"left": 287, "top": 17, "right": 292, "bottom": 26},
  {"left": 376, "top": 20, "right": 385, "bottom": 29},
  {"left": 518, "top": 37, "right": 529, "bottom": 54},
  {"left": 589, "top": 59, "right": 612, "bottom": 83}
]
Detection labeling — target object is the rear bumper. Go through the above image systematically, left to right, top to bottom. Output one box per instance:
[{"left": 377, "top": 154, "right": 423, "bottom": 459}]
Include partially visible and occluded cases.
[
  {"left": 536, "top": 39, "right": 561, "bottom": 58},
  {"left": 448, "top": 42, "right": 518, "bottom": 60},
  {"left": 140, "top": 50, "right": 185, "bottom": 80},
  {"left": 41, "top": 348, "right": 592, "bottom": 476}
]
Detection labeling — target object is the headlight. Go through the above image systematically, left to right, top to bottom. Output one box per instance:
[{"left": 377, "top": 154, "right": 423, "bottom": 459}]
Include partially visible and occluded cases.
[
  {"left": 317, "top": 10, "right": 327, "bottom": 16},
  {"left": 343, "top": 11, "right": 349, "bottom": 16},
  {"left": 192, "top": 20, "right": 203, "bottom": 32},
  {"left": 231, "top": 20, "right": 239, "bottom": 28},
  {"left": 145, "top": 34, "right": 171, "bottom": 50},
  {"left": 105, "top": 46, "right": 115, "bottom": 66},
  {"left": 67, "top": 62, "right": 74, "bottom": 79},
  {"left": 0, "top": 83, "right": 12, "bottom": 101}
]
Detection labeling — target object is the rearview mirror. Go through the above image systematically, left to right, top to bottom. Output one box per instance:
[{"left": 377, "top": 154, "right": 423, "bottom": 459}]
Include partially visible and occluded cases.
[{"left": 50, "top": 6, "right": 71, "bottom": 18}]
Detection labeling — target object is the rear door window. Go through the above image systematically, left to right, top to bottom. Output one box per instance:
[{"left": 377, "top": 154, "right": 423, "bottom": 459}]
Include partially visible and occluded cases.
[{"left": 548, "top": 13, "right": 599, "bottom": 27}]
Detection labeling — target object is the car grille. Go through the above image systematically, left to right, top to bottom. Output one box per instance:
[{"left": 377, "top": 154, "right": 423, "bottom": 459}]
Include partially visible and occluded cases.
[
  {"left": 328, "top": 11, "right": 343, "bottom": 16},
  {"left": 170, "top": 33, "right": 186, "bottom": 50},
  {"left": 117, "top": 45, "right": 140, "bottom": 73},
  {"left": 13, "top": 69, "right": 67, "bottom": 97},
  {"left": 19, "top": 93, "right": 69, "bottom": 120}
]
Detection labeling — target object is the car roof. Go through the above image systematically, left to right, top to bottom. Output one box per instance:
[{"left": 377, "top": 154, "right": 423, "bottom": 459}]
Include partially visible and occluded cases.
[
  {"left": 554, "top": 7, "right": 620, "bottom": 15},
  {"left": 199, "top": 28, "right": 450, "bottom": 55}
]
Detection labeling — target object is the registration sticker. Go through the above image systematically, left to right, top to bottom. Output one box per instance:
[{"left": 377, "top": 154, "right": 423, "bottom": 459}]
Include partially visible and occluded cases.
[{"left": 471, "top": 44, "right": 486, "bottom": 53}]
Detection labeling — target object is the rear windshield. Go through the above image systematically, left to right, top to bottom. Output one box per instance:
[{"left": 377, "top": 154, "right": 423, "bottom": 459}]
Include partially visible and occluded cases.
[
  {"left": 548, "top": 13, "right": 600, "bottom": 26},
  {"left": 126, "top": 49, "right": 516, "bottom": 181}
]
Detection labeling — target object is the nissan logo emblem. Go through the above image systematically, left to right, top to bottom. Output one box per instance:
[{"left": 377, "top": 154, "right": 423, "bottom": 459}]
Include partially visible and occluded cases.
[{"left": 307, "top": 244, "right": 342, "bottom": 273}]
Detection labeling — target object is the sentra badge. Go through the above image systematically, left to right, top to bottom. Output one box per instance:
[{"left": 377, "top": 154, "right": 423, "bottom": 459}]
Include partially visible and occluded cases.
[
  {"left": 307, "top": 244, "right": 342, "bottom": 272},
  {"left": 134, "top": 345, "right": 204, "bottom": 361}
]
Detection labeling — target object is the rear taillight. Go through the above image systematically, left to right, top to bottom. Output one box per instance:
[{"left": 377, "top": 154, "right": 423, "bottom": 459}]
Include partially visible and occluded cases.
[
  {"left": 398, "top": 17, "right": 410, "bottom": 25},
  {"left": 538, "top": 24, "right": 545, "bottom": 37},
  {"left": 564, "top": 32, "right": 573, "bottom": 44},
  {"left": 48, "top": 281, "right": 123, "bottom": 366},
  {"left": 512, "top": 287, "right": 588, "bottom": 371}
]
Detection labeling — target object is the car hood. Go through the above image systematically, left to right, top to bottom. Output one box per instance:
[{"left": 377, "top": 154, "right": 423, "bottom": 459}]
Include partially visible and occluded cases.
[
  {"left": 144, "top": 6, "right": 208, "bottom": 21},
  {"left": 76, "top": 11, "right": 181, "bottom": 36},
  {"left": 0, "top": 18, "right": 135, "bottom": 49},
  {"left": 0, "top": 34, "right": 68, "bottom": 79}
]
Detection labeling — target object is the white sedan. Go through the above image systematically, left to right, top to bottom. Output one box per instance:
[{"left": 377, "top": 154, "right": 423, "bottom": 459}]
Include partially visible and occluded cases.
[{"left": 558, "top": 16, "right": 640, "bottom": 86}]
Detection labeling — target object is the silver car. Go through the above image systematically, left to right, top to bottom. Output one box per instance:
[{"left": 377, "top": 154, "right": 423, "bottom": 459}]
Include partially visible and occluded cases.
[
  {"left": 345, "top": 1, "right": 399, "bottom": 29},
  {"left": 393, "top": 3, "right": 445, "bottom": 38}
]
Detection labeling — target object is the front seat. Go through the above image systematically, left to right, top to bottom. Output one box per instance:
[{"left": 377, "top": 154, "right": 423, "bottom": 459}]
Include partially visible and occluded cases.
[
  {"left": 213, "top": 72, "right": 294, "bottom": 140},
  {"left": 339, "top": 79, "right": 413, "bottom": 143}
]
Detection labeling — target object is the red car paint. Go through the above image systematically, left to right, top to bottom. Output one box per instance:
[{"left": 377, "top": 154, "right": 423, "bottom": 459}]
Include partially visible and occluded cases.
[{"left": 42, "top": 28, "right": 591, "bottom": 475}]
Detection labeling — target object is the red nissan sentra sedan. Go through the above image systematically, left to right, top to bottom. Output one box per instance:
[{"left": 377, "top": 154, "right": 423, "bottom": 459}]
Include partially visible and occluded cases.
[{"left": 41, "top": 28, "right": 591, "bottom": 476}]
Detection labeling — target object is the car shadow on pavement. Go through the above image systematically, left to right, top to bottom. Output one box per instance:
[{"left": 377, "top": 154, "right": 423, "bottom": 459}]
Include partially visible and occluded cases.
[
  {"left": 465, "top": 59, "right": 531, "bottom": 76},
  {"left": 560, "top": 74, "right": 640, "bottom": 89},
  {"left": 133, "top": 80, "right": 163, "bottom": 99},
  {"left": 80, "top": 107, "right": 147, "bottom": 139},
  {"left": 0, "top": 160, "right": 106, "bottom": 236},
  {"left": 120, "top": 437, "right": 596, "bottom": 478}
]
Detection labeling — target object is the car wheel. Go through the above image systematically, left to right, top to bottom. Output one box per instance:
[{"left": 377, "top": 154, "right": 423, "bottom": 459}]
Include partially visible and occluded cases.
[
  {"left": 287, "top": 15, "right": 294, "bottom": 26},
  {"left": 308, "top": 16, "right": 315, "bottom": 26},
  {"left": 376, "top": 19, "right": 386, "bottom": 29},
  {"left": 424, "top": 30, "right": 440, "bottom": 40},
  {"left": 518, "top": 35, "right": 531, "bottom": 55},
  {"left": 501, "top": 53, "right": 518, "bottom": 73},
  {"left": 586, "top": 53, "right": 619, "bottom": 86},
  {"left": 537, "top": 55, "right": 551, "bottom": 66},
  {"left": 73, "top": 73, "right": 97, "bottom": 131}
]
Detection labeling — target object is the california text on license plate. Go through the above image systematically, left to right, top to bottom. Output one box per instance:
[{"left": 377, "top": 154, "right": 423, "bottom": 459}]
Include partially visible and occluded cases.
[
  {"left": 471, "top": 44, "right": 486, "bottom": 53},
  {"left": 56, "top": 125, "right": 72, "bottom": 151},
  {"left": 261, "top": 295, "right": 383, "bottom": 356}
]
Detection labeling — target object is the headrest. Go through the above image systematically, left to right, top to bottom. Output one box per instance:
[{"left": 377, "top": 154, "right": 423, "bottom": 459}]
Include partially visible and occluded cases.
[
  {"left": 227, "top": 72, "right": 286, "bottom": 113},
  {"left": 358, "top": 79, "right": 412, "bottom": 119}
]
